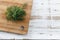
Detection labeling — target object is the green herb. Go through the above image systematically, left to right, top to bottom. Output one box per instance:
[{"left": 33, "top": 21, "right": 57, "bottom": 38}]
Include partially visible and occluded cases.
[
  {"left": 22, "top": 3, "right": 27, "bottom": 9},
  {"left": 6, "top": 5, "right": 26, "bottom": 21}
]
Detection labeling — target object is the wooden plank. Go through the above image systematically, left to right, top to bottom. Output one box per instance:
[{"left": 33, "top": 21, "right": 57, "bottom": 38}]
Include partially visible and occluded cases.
[{"left": 0, "top": 0, "right": 33, "bottom": 34}]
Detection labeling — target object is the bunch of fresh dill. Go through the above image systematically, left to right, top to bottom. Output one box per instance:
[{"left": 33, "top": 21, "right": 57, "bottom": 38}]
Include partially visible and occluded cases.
[{"left": 5, "top": 3, "right": 27, "bottom": 21}]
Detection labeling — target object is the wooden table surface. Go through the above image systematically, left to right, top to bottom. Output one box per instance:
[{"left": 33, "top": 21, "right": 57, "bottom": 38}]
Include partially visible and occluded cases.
[{"left": 0, "top": 0, "right": 60, "bottom": 39}]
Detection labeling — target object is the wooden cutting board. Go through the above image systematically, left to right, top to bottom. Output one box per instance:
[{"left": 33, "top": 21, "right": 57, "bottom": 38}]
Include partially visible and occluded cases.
[{"left": 0, "top": 0, "right": 33, "bottom": 34}]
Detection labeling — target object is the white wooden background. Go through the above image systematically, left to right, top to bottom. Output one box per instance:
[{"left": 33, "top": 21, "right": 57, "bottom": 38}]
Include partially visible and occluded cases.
[{"left": 0, "top": 0, "right": 60, "bottom": 39}]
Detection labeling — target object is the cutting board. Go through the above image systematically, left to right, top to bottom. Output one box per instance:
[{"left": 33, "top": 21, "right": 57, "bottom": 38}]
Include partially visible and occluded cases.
[{"left": 0, "top": 0, "right": 33, "bottom": 34}]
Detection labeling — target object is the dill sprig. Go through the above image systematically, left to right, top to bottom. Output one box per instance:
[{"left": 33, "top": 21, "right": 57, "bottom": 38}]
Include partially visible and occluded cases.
[{"left": 5, "top": 4, "right": 27, "bottom": 21}]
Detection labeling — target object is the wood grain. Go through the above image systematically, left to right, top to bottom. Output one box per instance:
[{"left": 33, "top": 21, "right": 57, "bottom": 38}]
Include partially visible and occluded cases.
[{"left": 0, "top": 0, "right": 33, "bottom": 34}]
